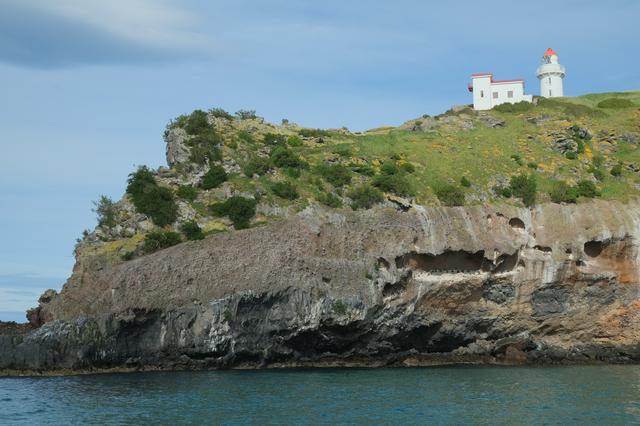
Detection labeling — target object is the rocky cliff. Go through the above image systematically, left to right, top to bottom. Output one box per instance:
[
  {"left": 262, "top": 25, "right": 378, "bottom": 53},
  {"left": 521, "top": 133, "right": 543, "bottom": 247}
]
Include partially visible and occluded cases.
[{"left": 2, "top": 200, "right": 639, "bottom": 374}]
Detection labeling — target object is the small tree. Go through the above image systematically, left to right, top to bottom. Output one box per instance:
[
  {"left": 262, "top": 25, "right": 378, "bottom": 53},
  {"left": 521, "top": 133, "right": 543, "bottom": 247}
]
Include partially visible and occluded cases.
[
  {"left": 235, "top": 110, "right": 257, "bottom": 120},
  {"left": 201, "top": 165, "right": 227, "bottom": 189},
  {"left": 126, "top": 166, "right": 178, "bottom": 227},
  {"left": 509, "top": 173, "right": 537, "bottom": 207},
  {"left": 271, "top": 181, "right": 299, "bottom": 200},
  {"left": 549, "top": 181, "right": 577, "bottom": 204},
  {"left": 348, "top": 185, "right": 384, "bottom": 210},
  {"left": 435, "top": 185, "right": 465, "bottom": 207},
  {"left": 92, "top": 195, "right": 117, "bottom": 228},
  {"left": 210, "top": 196, "right": 257, "bottom": 229},
  {"left": 180, "top": 221, "right": 205, "bottom": 240},
  {"left": 143, "top": 230, "right": 182, "bottom": 253}
]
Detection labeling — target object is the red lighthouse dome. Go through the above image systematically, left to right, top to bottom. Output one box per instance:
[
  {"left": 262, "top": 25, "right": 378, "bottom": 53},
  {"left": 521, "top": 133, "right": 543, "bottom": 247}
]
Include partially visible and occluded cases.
[{"left": 543, "top": 48, "right": 557, "bottom": 57}]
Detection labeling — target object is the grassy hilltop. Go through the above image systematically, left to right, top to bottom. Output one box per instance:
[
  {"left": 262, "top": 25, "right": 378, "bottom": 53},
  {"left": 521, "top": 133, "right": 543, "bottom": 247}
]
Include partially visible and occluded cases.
[{"left": 82, "top": 91, "right": 640, "bottom": 262}]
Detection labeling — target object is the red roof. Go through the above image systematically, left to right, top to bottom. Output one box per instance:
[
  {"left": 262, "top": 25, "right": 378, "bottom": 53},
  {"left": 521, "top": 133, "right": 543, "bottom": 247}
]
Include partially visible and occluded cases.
[
  {"left": 543, "top": 48, "right": 557, "bottom": 57},
  {"left": 471, "top": 72, "right": 492, "bottom": 77},
  {"left": 492, "top": 79, "right": 524, "bottom": 84}
]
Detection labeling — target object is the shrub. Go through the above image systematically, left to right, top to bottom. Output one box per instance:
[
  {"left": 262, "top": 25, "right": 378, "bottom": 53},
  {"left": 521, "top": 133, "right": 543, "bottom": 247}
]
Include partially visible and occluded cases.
[
  {"left": 597, "top": 98, "right": 635, "bottom": 109},
  {"left": 493, "top": 101, "right": 534, "bottom": 113},
  {"left": 208, "top": 108, "right": 233, "bottom": 120},
  {"left": 184, "top": 110, "right": 210, "bottom": 135},
  {"left": 235, "top": 110, "right": 257, "bottom": 120},
  {"left": 298, "top": 128, "right": 331, "bottom": 138},
  {"left": 187, "top": 129, "right": 223, "bottom": 165},
  {"left": 237, "top": 130, "right": 255, "bottom": 144},
  {"left": 263, "top": 133, "right": 287, "bottom": 146},
  {"left": 287, "top": 136, "right": 303, "bottom": 147},
  {"left": 333, "top": 145, "right": 353, "bottom": 158},
  {"left": 270, "top": 146, "right": 306, "bottom": 169},
  {"left": 565, "top": 151, "right": 577, "bottom": 160},
  {"left": 510, "top": 154, "right": 524, "bottom": 166},
  {"left": 592, "top": 154, "right": 605, "bottom": 168},
  {"left": 243, "top": 156, "right": 271, "bottom": 177},
  {"left": 380, "top": 161, "right": 400, "bottom": 175},
  {"left": 399, "top": 162, "right": 416, "bottom": 173},
  {"left": 527, "top": 162, "right": 538, "bottom": 170},
  {"left": 317, "top": 163, "right": 352, "bottom": 187},
  {"left": 351, "top": 164, "right": 375, "bottom": 176},
  {"left": 610, "top": 164, "right": 623, "bottom": 177},
  {"left": 201, "top": 165, "right": 227, "bottom": 189},
  {"left": 126, "top": 166, "right": 178, "bottom": 226},
  {"left": 283, "top": 167, "right": 302, "bottom": 178},
  {"left": 591, "top": 168, "right": 605, "bottom": 181},
  {"left": 509, "top": 173, "right": 537, "bottom": 207},
  {"left": 373, "top": 174, "right": 413, "bottom": 196},
  {"left": 460, "top": 176, "right": 471, "bottom": 187},
  {"left": 576, "top": 180, "right": 599, "bottom": 198},
  {"left": 271, "top": 181, "right": 299, "bottom": 200},
  {"left": 549, "top": 181, "right": 577, "bottom": 204},
  {"left": 434, "top": 184, "right": 465, "bottom": 207},
  {"left": 176, "top": 185, "right": 198, "bottom": 201},
  {"left": 348, "top": 185, "right": 384, "bottom": 210},
  {"left": 493, "top": 185, "right": 512, "bottom": 198},
  {"left": 318, "top": 192, "right": 343, "bottom": 208},
  {"left": 92, "top": 195, "right": 117, "bottom": 228},
  {"left": 210, "top": 196, "right": 257, "bottom": 229},
  {"left": 180, "top": 221, "right": 205, "bottom": 240},
  {"left": 143, "top": 230, "right": 182, "bottom": 253}
]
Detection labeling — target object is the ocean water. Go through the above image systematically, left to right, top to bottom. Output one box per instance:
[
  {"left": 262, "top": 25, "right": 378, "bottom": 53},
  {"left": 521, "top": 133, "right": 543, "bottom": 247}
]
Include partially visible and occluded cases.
[{"left": 0, "top": 366, "right": 638, "bottom": 425}]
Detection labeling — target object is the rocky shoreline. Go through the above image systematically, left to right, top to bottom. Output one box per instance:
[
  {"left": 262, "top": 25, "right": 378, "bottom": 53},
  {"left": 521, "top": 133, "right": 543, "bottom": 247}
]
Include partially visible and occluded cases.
[{"left": 1, "top": 200, "right": 639, "bottom": 375}]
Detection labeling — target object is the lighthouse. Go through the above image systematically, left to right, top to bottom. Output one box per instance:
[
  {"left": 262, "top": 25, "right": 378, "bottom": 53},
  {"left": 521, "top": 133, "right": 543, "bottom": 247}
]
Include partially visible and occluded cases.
[{"left": 536, "top": 48, "right": 565, "bottom": 98}]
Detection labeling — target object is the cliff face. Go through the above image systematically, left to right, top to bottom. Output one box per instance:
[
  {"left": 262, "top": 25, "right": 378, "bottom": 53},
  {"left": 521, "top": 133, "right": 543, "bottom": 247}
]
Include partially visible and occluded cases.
[{"left": 2, "top": 200, "right": 639, "bottom": 373}]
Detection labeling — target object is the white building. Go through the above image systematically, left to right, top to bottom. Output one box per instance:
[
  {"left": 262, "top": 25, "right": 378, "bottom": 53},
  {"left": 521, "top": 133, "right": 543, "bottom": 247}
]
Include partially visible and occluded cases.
[
  {"left": 536, "top": 48, "right": 565, "bottom": 98},
  {"left": 468, "top": 73, "right": 533, "bottom": 111}
]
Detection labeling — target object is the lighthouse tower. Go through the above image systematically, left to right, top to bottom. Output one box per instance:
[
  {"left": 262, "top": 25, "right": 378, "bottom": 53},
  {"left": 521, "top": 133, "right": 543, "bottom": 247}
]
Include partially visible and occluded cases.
[{"left": 536, "top": 48, "right": 565, "bottom": 98}]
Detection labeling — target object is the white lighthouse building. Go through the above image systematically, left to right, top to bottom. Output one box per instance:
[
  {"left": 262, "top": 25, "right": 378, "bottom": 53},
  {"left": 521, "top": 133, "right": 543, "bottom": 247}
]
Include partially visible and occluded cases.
[{"left": 536, "top": 48, "right": 565, "bottom": 98}]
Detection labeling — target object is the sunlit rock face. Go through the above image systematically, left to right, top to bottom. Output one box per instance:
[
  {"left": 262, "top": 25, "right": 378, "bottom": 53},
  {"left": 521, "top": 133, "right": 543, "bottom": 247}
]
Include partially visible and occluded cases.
[{"left": 1, "top": 200, "right": 639, "bottom": 373}]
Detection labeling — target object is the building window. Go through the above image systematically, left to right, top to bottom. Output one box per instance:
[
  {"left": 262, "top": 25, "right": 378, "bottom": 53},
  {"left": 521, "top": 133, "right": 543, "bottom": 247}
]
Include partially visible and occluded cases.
[
  {"left": 548, "top": 77, "right": 551, "bottom": 84},
  {"left": 480, "top": 90, "right": 484, "bottom": 98},
  {"left": 549, "top": 90, "right": 552, "bottom": 97},
  {"left": 507, "top": 91, "right": 513, "bottom": 98},
  {"left": 493, "top": 92, "right": 498, "bottom": 99}
]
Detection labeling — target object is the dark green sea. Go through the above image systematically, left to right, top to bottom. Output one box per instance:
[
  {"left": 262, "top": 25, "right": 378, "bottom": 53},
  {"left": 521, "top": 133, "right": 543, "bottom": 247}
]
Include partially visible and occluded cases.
[{"left": 1, "top": 366, "right": 638, "bottom": 425}]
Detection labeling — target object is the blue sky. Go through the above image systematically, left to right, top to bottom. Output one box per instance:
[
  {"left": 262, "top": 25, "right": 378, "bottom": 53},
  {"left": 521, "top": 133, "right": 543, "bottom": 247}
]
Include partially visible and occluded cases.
[{"left": 0, "top": 0, "right": 638, "bottom": 322}]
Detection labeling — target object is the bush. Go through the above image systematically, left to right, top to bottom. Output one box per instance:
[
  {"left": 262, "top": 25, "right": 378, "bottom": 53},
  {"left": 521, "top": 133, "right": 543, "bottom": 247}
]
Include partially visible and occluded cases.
[
  {"left": 537, "top": 98, "right": 603, "bottom": 117},
  {"left": 597, "top": 98, "right": 635, "bottom": 109},
  {"left": 493, "top": 101, "right": 534, "bottom": 113},
  {"left": 209, "top": 108, "right": 233, "bottom": 120},
  {"left": 184, "top": 110, "right": 210, "bottom": 135},
  {"left": 235, "top": 110, "right": 257, "bottom": 120},
  {"left": 298, "top": 128, "right": 331, "bottom": 138},
  {"left": 187, "top": 129, "right": 223, "bottom": 165},
  {"left": 263, "top": 133, "right": 287, "bottom": 146},
  {"left": 287, "top": 136, "right": 303, "bottom": 147},
  {"left": 333, "top": 145, "right": 353, "bottom": 157},
  {"left": 270, "top": 146, "right": 306, "bottom": 169},
  {"left": 565, "top": 151, "right": 577, "bottom": 160},
  {"left": 510, "top": 154, "right": 524, "bottom": 166},
  {"left": 592, "top": 154, "right": 605, "bottom": 168},
  {"left": 243, "top": 156, "right": 271, "bottom": 177},
  {"left": 380, "top": 161, "right": 400, "bottom": 175},
  {"left": 399, "top": 162, "right": 416, "bottom": 173},
  {"left": 527, "top": 162, "right": 538, "bottom": 170},
  {"left": 317, "top": 163, "right": 352, "bottom": 187},
  {"left": 350, "top": 164, "right": 375, "bottom": 176},
  {"left": 610, "top": 164, "right": 623, "bottom": 177},
  {"left": 201, "top": 165, "right": 227, "bottom": 189},
  {"left": 126, "top": 166, "right": 178, "bottom": 227},
  {"left": 283, "top": 167, "right": 302, "bottom": 178},
  {"left": 591, "top": 168, "right": 605, "bottom": 181},
  {"left": 509, "top": 173, "right": 537, "bottom": 207},
  {"left": 373, "top": 174, "right": 413, "bottom": 196},
  {"left": 460, "top": 176, "right": 471, "bottom": 187},
  {"left": 576, "top": 180, "right": 599, "bottom": 198},
  {"left": 271, "top": 181, "right": 299, "bottom": 200},
  {"left": 549, "top": 181, "right": 577, "bottom": 204},
  {"left": 434, "top": 184, "right": 465, "bottom": 207},
  {"left": 176, "top": 185, "right": 198, "bottom": 201},
  {"left": 348, "top": 185, "right": 384, "bottom": 210},
  {"left": 493, "top": 185, "right": 512, "bottom": 198},
  {"left": 318, "top": 192, "right": 343, "bottom": 208},
  {"left": 92, "top": 195, "right": 117, "bottom": 228},
  {"left": 210, "top": 196, "right": 257, "bottom": 229},
  {"left": 180, "top": 221, "right": 204, "bottom": 240},
  {"left": 143, "top": 230, "right": 182, "bottom": 253}
]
